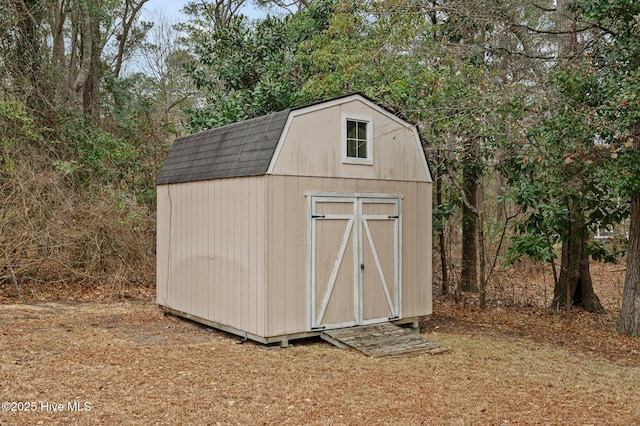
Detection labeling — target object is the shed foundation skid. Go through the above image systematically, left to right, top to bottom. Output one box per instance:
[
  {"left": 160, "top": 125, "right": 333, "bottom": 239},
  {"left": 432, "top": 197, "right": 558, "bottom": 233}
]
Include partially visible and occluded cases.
[{"left": 162, "top": 306, "right": 423, "bottom": 348}]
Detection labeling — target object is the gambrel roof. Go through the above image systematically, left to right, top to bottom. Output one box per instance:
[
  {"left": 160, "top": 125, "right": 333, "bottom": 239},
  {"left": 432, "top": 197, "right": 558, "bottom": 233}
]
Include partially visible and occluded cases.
[
  {"left": 157, "top": 93, "right": 432, "bottom": 186},
  {"left": 156, "top": 110, "right": 290, "bottom": 185}
]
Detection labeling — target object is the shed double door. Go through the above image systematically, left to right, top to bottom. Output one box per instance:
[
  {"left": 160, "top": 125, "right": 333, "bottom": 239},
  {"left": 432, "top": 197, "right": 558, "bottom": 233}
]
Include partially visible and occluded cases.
[{"left": 309, "top": 195, "right": 401, "bottom": 330}]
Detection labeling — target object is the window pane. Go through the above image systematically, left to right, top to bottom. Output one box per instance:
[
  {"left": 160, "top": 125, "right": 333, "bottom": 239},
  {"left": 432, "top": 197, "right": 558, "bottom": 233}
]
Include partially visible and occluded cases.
[
  {"left": 347, "top": 120, "right": 356, "bottom": 139},
  {"left": 357, "top": 122, "right": 367, "bottom": 139},
  {"left": 347, "top": 139, "right": 357, "bottom": 157},
  {"left": 358, "top": 140, "right": 367, "bottom": 158}
]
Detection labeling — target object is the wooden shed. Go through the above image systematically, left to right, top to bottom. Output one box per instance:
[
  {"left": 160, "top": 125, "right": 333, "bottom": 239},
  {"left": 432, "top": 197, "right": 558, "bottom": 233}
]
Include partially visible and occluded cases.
[{"left": 156, "top": 94, "right": 433, "bottom": 345}]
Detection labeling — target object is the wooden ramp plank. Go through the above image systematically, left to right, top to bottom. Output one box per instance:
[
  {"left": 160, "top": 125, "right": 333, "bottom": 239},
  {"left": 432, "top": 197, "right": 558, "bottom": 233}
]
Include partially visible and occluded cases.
[{"left": 320, "top": 323, "right": 448, "bottom": 358}]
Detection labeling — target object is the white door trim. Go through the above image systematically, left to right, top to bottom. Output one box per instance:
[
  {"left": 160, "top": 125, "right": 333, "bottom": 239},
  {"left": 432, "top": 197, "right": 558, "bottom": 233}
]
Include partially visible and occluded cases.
[{"left": 308, "top": 193, "right": 401, "bottom": 331}]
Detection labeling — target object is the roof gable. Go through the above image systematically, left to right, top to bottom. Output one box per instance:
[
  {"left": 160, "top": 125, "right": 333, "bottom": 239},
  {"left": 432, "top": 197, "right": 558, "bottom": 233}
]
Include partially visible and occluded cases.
[
  {"left": 157, "top": 94, "right": 432, "bottom": 185},
  {"left": 267, "top": 94, "right": 433, "bottom": 182},
  {"left": 156, "top": 110, "right": 290, "bottom": 185}
]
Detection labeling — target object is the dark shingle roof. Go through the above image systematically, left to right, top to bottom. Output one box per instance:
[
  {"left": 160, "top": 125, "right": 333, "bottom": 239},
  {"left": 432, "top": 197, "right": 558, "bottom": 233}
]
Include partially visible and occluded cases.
[{"left": 156, "top": 110, "right": 290, "bottom": 185}]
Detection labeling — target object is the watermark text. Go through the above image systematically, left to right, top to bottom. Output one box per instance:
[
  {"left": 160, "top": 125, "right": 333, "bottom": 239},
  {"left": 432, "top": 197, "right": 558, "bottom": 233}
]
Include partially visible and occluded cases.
[{"left": 2, "top": 401, "right": 92, "bottom": 413}]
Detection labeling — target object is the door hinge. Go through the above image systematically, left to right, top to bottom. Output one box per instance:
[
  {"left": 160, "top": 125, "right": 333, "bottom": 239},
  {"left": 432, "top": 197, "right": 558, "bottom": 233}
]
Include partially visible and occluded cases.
[
  {"left": 312, "top": 214, "right": 326, "bottom": 219},
  {"left": 388, "top": 215, "right": 399, "bottom": 219}
]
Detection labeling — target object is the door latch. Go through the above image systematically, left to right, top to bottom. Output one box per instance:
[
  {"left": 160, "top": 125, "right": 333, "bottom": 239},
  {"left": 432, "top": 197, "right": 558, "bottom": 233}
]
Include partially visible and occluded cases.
[{"left": 360, "top": 263, "right": 365, "bottom": 271}]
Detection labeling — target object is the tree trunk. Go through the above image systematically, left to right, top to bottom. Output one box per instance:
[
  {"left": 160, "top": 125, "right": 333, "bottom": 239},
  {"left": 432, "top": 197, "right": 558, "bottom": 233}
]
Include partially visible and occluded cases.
[
  {"left": 13, "top": 0, "right": 46, "bottom": 110},
  {"left": 51, "top": 0, "right": 69, "bottom": 70},
  {"left": 72, "top": 0, "right": 93, "bottom": 113},
  {"left": 113, "top": 0, "right": 148, "bottom": 78},
  {"left": 551, "top": 0, "right": 603, "bottom": 314},
  {"left": 557, "top": 0, "right": 577, "bottom": 57},
  {"left": 83, "top": 6, "right": 103, "bottom": 118},
  {"left": 619, "top": 127, "right": 640, "bottom": 335},
  {"left": 461, "top": 141, "right": 479, "bottom": 293},
  {"left": 435, "top": 152, "right": 449, "bottom": 295},
  {"left": 478, "top": 185, "right": 487, "bottom": 309},
  {"left": 620, "top": 197, "right": 640, "bottom": 334},
  {"left": 552, "top": 209, "right": 603, "bottom": 312}
]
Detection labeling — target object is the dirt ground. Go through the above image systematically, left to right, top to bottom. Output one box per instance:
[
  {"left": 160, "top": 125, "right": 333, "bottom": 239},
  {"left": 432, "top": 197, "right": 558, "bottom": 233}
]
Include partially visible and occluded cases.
[{"left": 1, "top": 261, "right": 639, "bottom": 425}]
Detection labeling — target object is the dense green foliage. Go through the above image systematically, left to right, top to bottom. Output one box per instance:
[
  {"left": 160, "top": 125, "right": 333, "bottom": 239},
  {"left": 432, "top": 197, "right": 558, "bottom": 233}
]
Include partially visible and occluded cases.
[
  {"left": 180, "top": 0, "right": 335, "bottom": 131},
  {"left": 572, "top": 0, "right": 640, "bottom": 331},
  {"left": 573, "top": 0, "right": 640, "bottom": 195},
  {"left": 501, "top": 63, "right": 627, "bottom": 265}
]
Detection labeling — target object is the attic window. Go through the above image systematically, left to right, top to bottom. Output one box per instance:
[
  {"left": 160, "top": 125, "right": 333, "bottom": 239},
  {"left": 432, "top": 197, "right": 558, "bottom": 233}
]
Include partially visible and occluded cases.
[{"left": 342, "top": 114, "right": 373, "bottom": 165}]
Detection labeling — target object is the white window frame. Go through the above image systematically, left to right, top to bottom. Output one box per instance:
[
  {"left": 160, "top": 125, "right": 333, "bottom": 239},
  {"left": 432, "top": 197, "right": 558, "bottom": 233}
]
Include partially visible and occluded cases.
[{"left": 342, "top": 113, "right": 373, "bottom": 165}]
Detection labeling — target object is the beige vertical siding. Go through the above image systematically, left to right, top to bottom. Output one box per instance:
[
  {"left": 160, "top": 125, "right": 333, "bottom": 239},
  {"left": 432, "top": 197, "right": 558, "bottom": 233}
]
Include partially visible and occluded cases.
[
  {"left": 271, "top": 101, "right": 431, "bottom": 183},
  {"left": 266, "top": 174, "right": 287, "bottom": 336},
  {"left": 159, "top": 175, "right": 432, "bottom": 338},
  {"left": 262, "top": 175, "right": 432, "bottom": 337},
  {"left": 156, "top": 176, "right": 267, "bottom": 336},
  {"left": 400, "top": 181, "right": 433, "bottom": 318},
  {"left": 418, "top": 182, "right": 433, "bottom": 316},
  {"left": 156, "top": 185, "right": 170, "bottom": 306}
]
